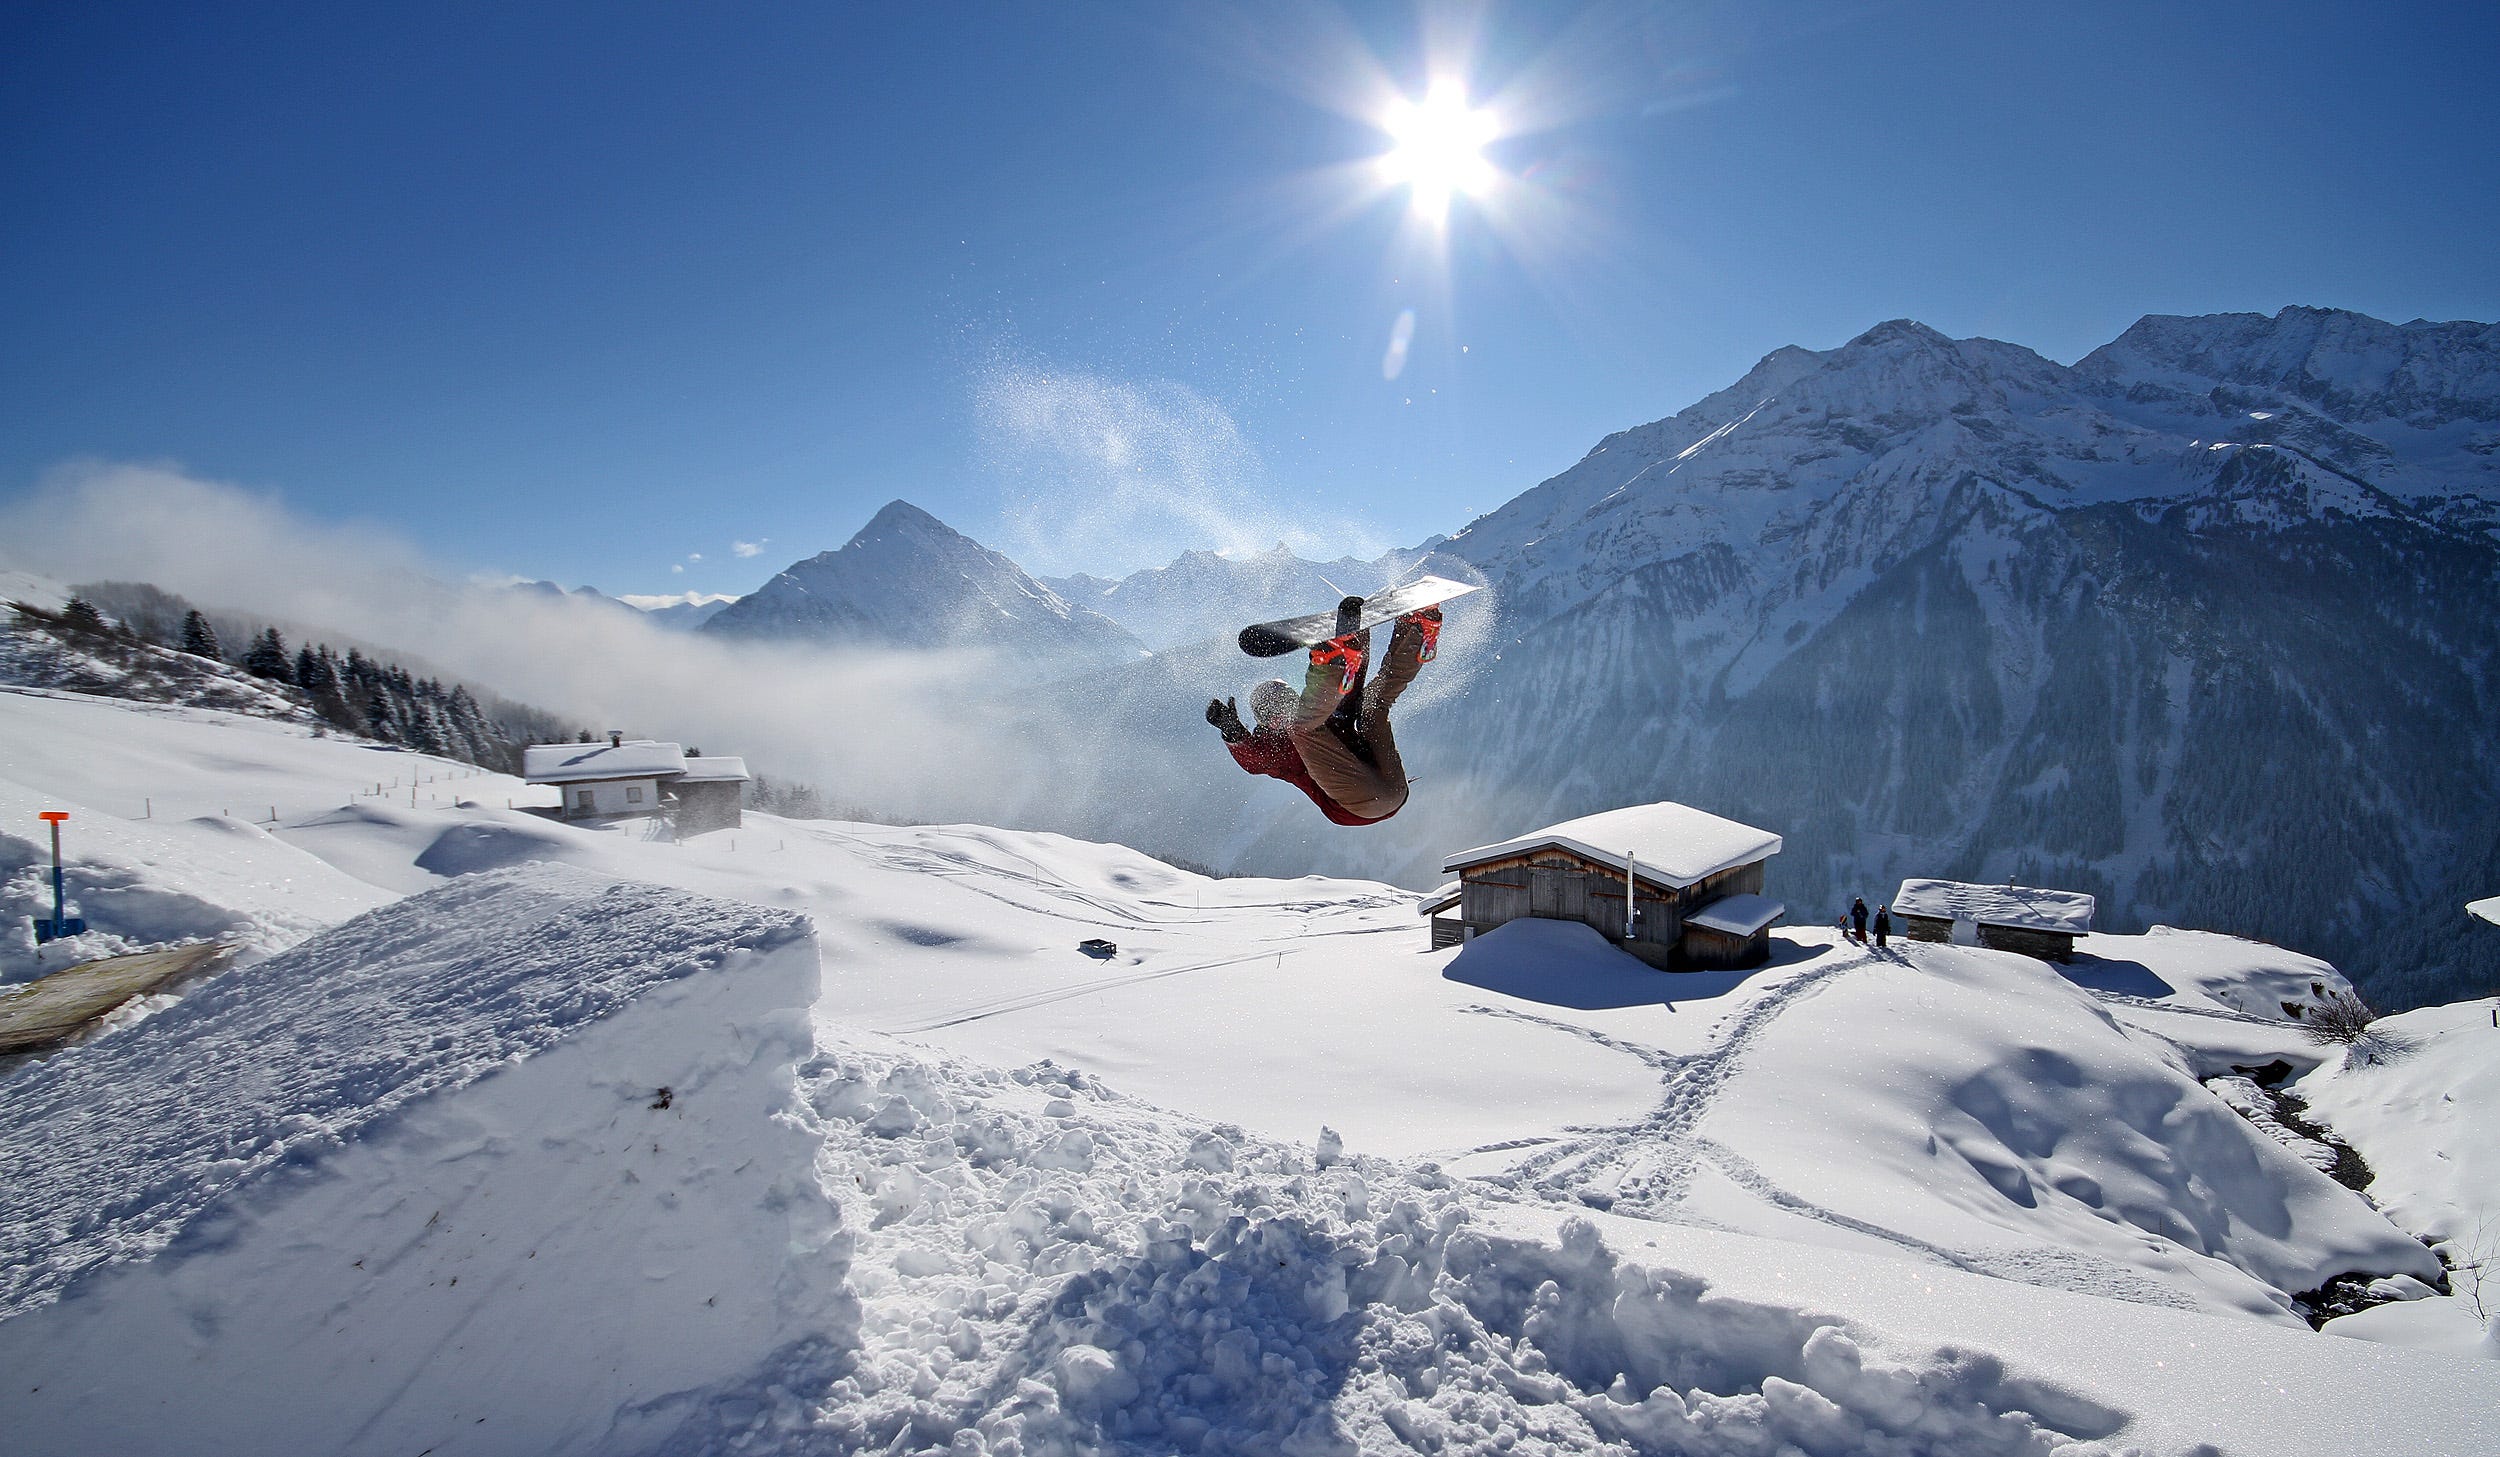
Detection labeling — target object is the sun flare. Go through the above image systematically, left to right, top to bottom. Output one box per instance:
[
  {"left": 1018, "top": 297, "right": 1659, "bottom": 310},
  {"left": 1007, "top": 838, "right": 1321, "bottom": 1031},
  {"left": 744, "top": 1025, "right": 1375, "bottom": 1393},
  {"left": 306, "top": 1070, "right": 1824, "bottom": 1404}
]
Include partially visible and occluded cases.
[{"left": 1377, "top": 79, "right": 1497, "bottom": 225}]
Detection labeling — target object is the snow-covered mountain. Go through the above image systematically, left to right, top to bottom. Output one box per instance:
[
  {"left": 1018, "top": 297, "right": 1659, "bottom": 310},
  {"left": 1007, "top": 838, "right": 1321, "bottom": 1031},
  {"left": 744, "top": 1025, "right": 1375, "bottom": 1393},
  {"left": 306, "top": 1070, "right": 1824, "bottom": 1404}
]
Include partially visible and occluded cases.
[
  {"left": 1144, "top": 307, "right": 2499, "bottom": 1012},
  {"left": 701, "top": 499, "right": 1145, "bottom": 663},
  {"left": 1044, "top": 544, "right": 1429, "bottom": 652},
  {"left": 513, "top": 580, "right": 736, "bottom": 630},
  {"left": 627, "top": 592, "right": 736, "bottom": 630}
]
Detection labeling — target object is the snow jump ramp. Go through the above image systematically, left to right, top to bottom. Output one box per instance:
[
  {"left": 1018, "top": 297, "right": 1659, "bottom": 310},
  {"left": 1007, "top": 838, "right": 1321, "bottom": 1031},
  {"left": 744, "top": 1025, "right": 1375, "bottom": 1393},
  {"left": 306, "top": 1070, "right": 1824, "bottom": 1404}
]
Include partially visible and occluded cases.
[{"left": 0, "top": 864, "right": 848, "bottom": 1457}]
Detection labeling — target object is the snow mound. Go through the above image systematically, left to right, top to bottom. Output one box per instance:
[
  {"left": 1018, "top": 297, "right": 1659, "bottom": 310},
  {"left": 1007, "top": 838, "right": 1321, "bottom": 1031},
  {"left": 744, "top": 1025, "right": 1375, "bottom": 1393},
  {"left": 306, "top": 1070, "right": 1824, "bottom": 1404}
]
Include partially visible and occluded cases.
[
  {"left": 0, "top": 862, "right": 813, "bottom": 1318},
  {"left": 0, "top": 864, "right": 840, "bottom": 1457},
  {"left": 2071, "top": 925, "right": 2356, "bottom": 1020},
  {"left": 1662, "top": 945, "right": 2441, "bottom": 1320},
  {"left": 2295, "top": 997, "right": 2500, "bottom": 1250},
  {"left": 674, "top": 1035, "right": 2144, "bottom": 1457}
]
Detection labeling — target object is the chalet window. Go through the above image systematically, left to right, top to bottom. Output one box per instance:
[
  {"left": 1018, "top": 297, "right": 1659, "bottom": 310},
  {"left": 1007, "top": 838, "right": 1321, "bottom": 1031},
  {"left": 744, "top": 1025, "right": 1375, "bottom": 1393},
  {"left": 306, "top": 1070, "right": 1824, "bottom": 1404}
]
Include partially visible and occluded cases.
[
  {"left": 627, "top": 785, "right": 643, "bottom": 803},
  {"left": 574, "top": 789, "right": 594, "bottom": 812}
]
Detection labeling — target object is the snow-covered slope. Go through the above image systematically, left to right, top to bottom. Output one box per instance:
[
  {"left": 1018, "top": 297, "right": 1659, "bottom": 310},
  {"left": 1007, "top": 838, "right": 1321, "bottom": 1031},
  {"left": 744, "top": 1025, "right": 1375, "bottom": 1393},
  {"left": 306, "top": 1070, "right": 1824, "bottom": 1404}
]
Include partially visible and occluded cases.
[
  {"left": 702, "top": 499, "right": 1144, "bottom": 663},
  {"left": 4, "top": 688, "right": 2496, "bottom": 1453},
  {"left": 0, "top": 864, "right": 835, "bottom": 1456}
]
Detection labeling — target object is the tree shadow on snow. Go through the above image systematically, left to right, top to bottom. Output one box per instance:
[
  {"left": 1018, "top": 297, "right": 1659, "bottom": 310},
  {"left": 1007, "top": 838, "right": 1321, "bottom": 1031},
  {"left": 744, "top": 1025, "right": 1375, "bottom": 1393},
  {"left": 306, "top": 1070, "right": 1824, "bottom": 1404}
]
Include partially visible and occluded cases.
[
  {"left": 1441, "top": 920, "right": 1826, "bottom": 1011},
  {"left": 2052, "top": 953, "right": 2176, "bottom": 1000}
]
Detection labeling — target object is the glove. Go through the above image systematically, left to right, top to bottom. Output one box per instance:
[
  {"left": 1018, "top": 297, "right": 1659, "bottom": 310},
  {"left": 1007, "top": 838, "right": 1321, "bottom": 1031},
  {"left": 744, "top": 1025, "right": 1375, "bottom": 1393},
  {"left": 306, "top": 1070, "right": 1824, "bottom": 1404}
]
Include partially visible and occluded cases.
[{"left": 1205, "top": 696, "right": 1249, "bottom": 743}]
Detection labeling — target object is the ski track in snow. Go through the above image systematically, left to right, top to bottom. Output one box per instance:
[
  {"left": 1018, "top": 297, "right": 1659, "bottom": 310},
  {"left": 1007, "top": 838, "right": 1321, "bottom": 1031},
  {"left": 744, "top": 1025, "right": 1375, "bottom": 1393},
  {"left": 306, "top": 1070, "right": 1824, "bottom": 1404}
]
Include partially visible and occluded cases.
[
  {"left": 1439, "top": 948, "right": 2216, "bottom": 1310},
  {"left": 1479, "top": 948, "right": 1877, "bottom": 1207}
]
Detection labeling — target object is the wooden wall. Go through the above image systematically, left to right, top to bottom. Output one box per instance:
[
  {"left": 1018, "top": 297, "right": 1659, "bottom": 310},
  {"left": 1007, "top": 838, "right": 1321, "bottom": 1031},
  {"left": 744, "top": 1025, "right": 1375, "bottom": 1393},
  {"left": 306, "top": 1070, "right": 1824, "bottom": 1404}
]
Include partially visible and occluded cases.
[
  {"left": 1451, "top": 848, "right": 1770, "bottom": 966},
  {"left": 1897, "top": 913, "right": 2074, "bottom": 961},
  {"left": 1901, "top": 914, "right": 1952, "bottom": 943},
  {"left": 1680, "top": 922, "right": 1772, "bottom": 971},
  {"left": 1978, "top": 924, "right": 2077, "bottom": 962}
]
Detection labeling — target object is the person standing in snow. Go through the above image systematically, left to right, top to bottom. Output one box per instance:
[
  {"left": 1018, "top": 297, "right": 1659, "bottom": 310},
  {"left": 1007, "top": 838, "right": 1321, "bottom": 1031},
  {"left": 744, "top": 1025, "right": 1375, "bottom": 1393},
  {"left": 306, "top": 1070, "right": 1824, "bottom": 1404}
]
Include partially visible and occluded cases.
[
  {"left": 1206, "top": 601, "right": 1440, "bottom": 826},
  {"left": 1850, "top": 897, "right": 1869, "bottom": 944},
  {"left": 1874, "top": 903, "right": 1891, "bottom": 949}
]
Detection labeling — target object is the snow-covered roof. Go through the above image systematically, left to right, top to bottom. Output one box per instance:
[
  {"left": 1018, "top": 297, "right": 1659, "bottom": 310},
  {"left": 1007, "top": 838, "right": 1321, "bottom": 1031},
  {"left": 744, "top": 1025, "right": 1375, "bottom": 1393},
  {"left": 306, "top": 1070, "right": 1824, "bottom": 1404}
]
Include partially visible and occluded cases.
[
  {"left": 521, "top": 740, "right": 686, "bottom": 784},
  {"left": 677, "top": 756, "right": 749, "bottom": 784},
  {"left": 1445, "top": 802, "right": 1781, "bottom": 889},
  {"left": 1892, "top": 879, "right": 2095, "bottom": 935},
  {"left": 1418, "top": 883, "right": 1461, "bottom": 917},
  {"left": 1686, "top": 894, "right": 1786, "bottom": 938},
  {"left": 2470, "top": 895, "right": 2500, "bottom": 928}
]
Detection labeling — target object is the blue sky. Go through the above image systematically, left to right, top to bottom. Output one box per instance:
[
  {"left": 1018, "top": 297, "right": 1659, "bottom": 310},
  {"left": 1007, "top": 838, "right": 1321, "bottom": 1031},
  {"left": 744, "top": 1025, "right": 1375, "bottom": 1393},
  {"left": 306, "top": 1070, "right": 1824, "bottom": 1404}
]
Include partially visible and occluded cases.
[{"left": 4, "top": 1, "right": 2495, "bottom": 595}]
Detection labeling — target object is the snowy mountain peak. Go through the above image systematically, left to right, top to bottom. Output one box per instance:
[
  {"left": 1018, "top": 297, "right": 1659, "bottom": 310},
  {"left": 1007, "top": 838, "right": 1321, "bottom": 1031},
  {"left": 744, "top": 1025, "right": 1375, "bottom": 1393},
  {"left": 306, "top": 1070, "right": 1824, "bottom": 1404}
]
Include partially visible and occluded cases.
[
  {"left": 2078, "top": 305, "right": 2500, "bottom": 427},
  {"left": 1843, "top": 317, "right": 1957, "bottom": 353},
  {"left": 700, "top": 500, "right": 1142, "bottom": 662}
]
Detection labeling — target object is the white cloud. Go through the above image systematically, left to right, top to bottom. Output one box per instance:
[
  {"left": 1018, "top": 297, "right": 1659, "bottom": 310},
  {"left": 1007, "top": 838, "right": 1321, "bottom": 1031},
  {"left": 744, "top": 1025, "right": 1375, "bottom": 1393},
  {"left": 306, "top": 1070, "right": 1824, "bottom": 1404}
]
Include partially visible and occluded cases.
[
  {"left": 974, "top": 361, "right": 1382, "bottom": 577},
  {"left": 0, "top": 462, "right": 1049, "bottom": 824},
  {"left": 732, "top": 540, "right": 767, "bottom": 559},
  {"left": 688, "top": 552, "right": 703, "bottom": 562},
  {"left": 670, "top": 563, "right": 685, "bottom": 574}
]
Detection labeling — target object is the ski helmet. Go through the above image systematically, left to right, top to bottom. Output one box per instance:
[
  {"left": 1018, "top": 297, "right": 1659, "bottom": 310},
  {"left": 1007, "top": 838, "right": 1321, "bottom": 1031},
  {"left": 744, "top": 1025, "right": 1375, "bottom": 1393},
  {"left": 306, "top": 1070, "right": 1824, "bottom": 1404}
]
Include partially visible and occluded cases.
[{"left": 1249, "top": 678, "right": 1296, "bottom": 723}]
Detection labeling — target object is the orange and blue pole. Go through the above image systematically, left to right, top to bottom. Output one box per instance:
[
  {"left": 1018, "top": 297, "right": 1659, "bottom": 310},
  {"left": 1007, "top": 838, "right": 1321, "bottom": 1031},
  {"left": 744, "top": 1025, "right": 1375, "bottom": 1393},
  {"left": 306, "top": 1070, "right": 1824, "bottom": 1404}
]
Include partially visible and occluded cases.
[{"left": 33, "top": 811, "right": 84, "bottom": 944}]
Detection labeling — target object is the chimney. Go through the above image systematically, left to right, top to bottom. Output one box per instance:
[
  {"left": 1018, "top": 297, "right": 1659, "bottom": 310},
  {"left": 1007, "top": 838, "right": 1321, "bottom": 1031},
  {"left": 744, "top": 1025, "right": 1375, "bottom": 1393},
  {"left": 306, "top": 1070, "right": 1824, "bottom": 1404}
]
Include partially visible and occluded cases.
[{"left": 609, "top": 731, "right": 623, "bottom": 748}]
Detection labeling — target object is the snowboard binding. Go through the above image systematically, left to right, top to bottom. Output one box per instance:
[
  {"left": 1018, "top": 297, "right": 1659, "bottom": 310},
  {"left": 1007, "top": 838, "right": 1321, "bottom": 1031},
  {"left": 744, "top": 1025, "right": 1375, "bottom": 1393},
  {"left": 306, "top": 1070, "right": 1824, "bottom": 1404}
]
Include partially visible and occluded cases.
[{"left": 1402, "top": 604, "right": 1444, "bottom": 663}]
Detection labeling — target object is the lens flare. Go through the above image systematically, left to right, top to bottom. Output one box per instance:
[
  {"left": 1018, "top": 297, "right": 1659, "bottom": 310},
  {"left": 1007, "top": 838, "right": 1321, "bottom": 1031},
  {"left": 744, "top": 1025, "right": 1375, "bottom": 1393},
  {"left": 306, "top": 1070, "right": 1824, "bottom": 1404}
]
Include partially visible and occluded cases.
[{"left": 1377, "top": 79, "right": 1498, "bottom": 225}]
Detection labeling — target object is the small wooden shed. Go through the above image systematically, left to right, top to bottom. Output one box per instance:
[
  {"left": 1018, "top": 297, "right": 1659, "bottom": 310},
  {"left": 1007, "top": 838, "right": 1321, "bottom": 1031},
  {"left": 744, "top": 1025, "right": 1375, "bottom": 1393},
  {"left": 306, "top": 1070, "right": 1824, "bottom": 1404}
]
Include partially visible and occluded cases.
[
  {"left": 1428, "top": 802, "right": 1785, "bottom": 970},
  {"left": 1891, "top": 878, "right": 2095, "bottom": 961}
]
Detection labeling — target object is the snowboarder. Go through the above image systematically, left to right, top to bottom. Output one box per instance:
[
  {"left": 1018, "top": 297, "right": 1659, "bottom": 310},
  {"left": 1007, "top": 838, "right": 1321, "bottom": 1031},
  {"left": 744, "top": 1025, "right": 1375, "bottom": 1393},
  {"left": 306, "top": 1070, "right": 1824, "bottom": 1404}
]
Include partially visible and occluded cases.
[
  {"left": 1207, "top": 598, "right": 1440, "bottom": 826},
  {"left": 1850, "top": 897, "right": 1869, "bottom": 944},
  {"left": 1874, "top": 903, "right": 1891, "bottom": 949}
]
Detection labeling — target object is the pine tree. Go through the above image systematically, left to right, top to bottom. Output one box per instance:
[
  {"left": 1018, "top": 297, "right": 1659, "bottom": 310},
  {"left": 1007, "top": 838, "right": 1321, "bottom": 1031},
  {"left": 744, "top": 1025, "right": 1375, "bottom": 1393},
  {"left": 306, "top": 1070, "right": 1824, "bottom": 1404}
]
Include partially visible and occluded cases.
[
  {"left": 60, "top": 597, "right": 107, "bottom": 634},
  {"left": 180, "top": 609, "right": 221, "bottom": 659},
  {"left": 242, "top": 627, "right": 292, "bottom": 681},
  {"left": 294, "top": 644, "right": 336, "bottom": 696}
]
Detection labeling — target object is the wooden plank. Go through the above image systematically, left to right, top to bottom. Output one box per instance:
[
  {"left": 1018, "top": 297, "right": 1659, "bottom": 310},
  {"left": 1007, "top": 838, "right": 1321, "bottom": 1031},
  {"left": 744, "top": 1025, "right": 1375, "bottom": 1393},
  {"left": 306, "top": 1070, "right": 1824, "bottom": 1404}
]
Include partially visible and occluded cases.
[{"left": 0, "top": 943, "right": 233, "bottom": 1054}]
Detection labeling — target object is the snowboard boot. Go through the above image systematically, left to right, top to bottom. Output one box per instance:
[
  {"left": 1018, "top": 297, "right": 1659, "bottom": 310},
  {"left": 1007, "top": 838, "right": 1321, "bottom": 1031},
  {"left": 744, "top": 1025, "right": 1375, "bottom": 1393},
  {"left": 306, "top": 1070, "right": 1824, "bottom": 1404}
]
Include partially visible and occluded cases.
[
  {"left": 1398, "top": 604, "right": 1444, "bottom": 664},
  {"left": 1311, "top": 630, "right": 1366, "bottom": 696}
]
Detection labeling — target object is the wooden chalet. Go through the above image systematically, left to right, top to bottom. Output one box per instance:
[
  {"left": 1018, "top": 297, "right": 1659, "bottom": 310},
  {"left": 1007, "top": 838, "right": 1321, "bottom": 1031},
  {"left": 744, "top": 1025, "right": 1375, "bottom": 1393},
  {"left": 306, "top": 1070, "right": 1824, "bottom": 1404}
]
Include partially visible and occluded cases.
[
  {"left": 522, "top": 734, "right": 749, "bottom": 835},
  {"left": 1426, "top": 802, "right": 1786, "bottom": 970},
  {"left": 1891, "top": 878, "right": 2095, "bottom": 961}
]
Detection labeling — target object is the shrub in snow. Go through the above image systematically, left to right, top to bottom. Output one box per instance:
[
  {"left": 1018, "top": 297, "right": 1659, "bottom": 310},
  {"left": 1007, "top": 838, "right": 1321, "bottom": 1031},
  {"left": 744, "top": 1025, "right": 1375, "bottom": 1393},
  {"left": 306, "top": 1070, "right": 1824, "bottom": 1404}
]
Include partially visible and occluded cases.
[{"left": 2301, "top": 987, "right": 2380, "bottom": 1046}]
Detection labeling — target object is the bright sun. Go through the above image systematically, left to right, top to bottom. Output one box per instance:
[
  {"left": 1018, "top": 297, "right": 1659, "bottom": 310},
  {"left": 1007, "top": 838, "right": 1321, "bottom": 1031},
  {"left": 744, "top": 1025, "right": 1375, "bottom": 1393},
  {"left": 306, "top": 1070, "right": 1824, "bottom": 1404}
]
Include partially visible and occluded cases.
[{"left": 1377, "top": 79, "right": 1497, "bottom": 225}]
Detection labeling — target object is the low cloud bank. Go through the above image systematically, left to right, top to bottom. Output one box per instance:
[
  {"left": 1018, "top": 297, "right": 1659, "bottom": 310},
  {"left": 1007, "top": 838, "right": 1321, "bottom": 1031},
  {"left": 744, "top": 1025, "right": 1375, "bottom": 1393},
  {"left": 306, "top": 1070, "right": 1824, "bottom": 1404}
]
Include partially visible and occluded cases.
[{"left": 0, "top": 464, "right": 1038, "bottom": 824}]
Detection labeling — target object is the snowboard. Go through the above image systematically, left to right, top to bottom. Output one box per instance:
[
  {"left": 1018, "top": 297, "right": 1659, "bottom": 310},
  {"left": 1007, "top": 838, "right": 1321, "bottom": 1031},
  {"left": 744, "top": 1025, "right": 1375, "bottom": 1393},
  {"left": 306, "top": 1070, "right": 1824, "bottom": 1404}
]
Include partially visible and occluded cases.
[{"left": 1237, "top": 575, "right": 1480, "bottom": 658}]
